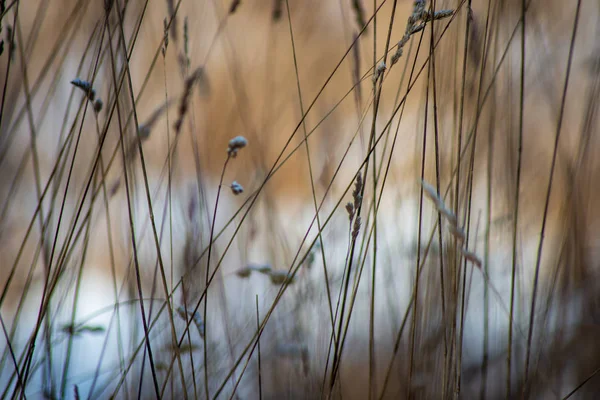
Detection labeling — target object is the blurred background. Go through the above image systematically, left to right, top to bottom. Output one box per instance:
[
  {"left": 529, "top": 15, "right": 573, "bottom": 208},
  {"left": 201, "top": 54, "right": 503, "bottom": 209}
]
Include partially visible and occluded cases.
[{"left": 1, "top": 0, "right": 600, "bottom": 398}]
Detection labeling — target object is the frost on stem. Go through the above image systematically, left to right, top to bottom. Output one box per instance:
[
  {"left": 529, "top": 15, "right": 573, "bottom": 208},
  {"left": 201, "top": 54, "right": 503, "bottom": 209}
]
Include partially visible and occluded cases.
[{"left": 227, "top": 135, "right": 248, "bottom": 157}]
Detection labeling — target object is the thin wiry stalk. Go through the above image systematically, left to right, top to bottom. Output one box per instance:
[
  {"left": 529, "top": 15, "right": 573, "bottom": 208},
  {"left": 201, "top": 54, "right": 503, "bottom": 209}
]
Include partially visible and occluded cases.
[
  {"left": 0, "top": 0, "right": 18, "bottom": 135},
  {"left": 111, "top": 0, "right": 190, "bottom": 395},
  {"left": 283, "top": 0, "right": 337, "bottom": 357},
  {"left": 507, "top": 0, "right": 526, "bottom": 395},
  {"left": 523, "top": 0, "right": 582, "bottom": 393},
  {"left": 368, "top": 1, "right": 379, "bottom": 398},
  {"left": 456, "top": 1, "right": 493, "bottom": 397},
  {"left": 427, "top": 2, "right": 449, "bottom": 395},
  {"left": 454, "top": 2, "right": 471, "bottom": 394},
  {"left": 5, "top": 3, "right": 595, "bottom": 397},
  {"left": 172, "top": 4, "right": 391, "bottom": 365},
  {"left": 15, "top": 9, "right": 111, "bottom": 395},
  {"left": 14, "top": 14, "right": 56, "bottom": 397},
  {"left": 0, "top": 15, "right": 100, "bottom": 384},
  {"left": 408, "top": 42, "right": 429, "bottom": 397},
  {"left": 120, "top": 73, "right": 376, "bottom": 393},
  {"left": 319, "top": 93, "right": 377, "bottom": 395},
  {"left": 58, "top": 105, "right": 114, "bottom": 398},
  {"left": 203, "top": 154, "right": 231, "bottom": 399},
  {"left": 256, "top": 295, "right": 262, "bottom": 400},
  {"left": 0, "top": 308, "right": 24, "bottom": 399}
]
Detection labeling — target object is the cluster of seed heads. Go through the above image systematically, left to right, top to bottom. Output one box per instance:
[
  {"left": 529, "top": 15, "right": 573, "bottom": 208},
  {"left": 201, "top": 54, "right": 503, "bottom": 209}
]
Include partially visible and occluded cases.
[
  {"left": 391, "top": 1, "right": 454, "bottom": 67},
  {"left": 71, "top": 78, "right": 103, "bottom": 113},
  {"left": 421, "top": 180, "right": 481, "bottom": 268},
  {"left": 235, "top": 263, "right": 296, "bottom": 285},
  {"left": 176, "top": 305, "right": 205, "bottom": 337}
]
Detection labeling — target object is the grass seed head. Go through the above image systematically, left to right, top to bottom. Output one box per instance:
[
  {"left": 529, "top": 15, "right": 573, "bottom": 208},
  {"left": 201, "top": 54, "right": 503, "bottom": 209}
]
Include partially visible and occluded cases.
[
  {"left": 229, "top": 0, "right": 241, "bottom": 14},
  {"left": 272, "top": 0, "right": 283, "bottom": 21},
  {"left": 351, "top": 0, "right": 366, "bottom": 32},
  {"left": 373, "top": 60, "right": 387, "bottom": 83},
  {"left": 71, "top": 78, "right": 96, "bottom": 102},
  {"left": 93, "top": 98, "right": 103, "bottom": 113},
  {"left": 227, "top": 135, "right": 248, "bottom": 157},
  {"left": 352, "top": 173, "right": 363, "bottom": 211},
  {"left": 231, "top": 180, "right": 244, "bottom": 195},
  {"left": 345, "top": 202, "right": 355, "bottom": 220},
  {"left": 352, "top": 215, "right": 362, "bottom": 240},
  {"left": 448, "top": 224, "right": 465, "bottom": 242},
  {"left": 461, "top": 248, "right": 482, "bottom": 268},
  {"left": 250, "top": 263, "right": 272, "bottom": 274},
  {"left": 236, "top": 267, "right": 253, "bottom": 278},
  {"left": 269, "top": 270, "right": 295, "bottom": 285}
]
